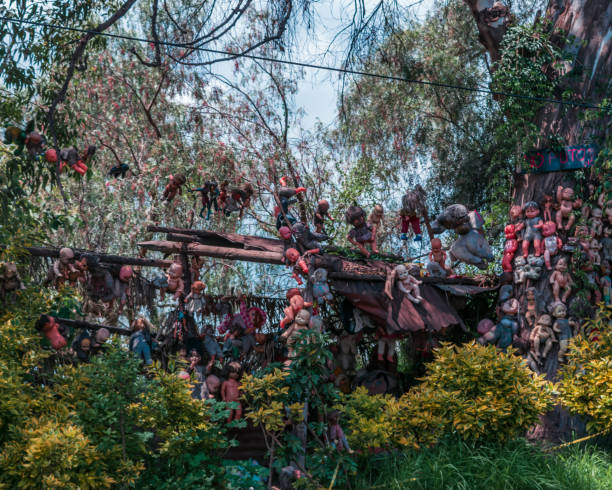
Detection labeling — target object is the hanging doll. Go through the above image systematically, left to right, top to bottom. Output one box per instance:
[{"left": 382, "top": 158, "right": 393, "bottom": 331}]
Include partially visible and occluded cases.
[
  {"left": 55, "top": 145, "right": 96, "bottom": 176},
  {"left": 108, "top": 163, "right": 130, "bottom": 178},
  {"left": 162, "top": 173, "right": 187, "bottom": 202},
  {"left": 275, "top": 177, "right": 305, "bottom": 229},
  {"left": 217, "top": 180, "right": 229, "bottom": 213},
  {"left": 190, "top": 181, "right": 219, "bottom": 219},
  {"left": 225, "top": 183, "right": 254, "bottom": 217},
  {"left": 400, "top": 185, "right": 427, "bottom": 241},
  {"left": 555, "top": 185, "right": 579, "bottom": 231},
  {"left": 314, "top": 199, "right": 334, "bottom": 233},
  {"left": 521, "top": 201, "right": 543, "bottom": 258},
  {"left": 368, "top": 204, "right": 384, "bottom": 245},
  {"left": 345, "top": 205, "right": 377, "bottom": 257},
  {"left": 539, "top": 221, "right": 563, "bottom": 270},
  {"left": 291, "top": 222, "right": 327, "bottom": 254},
  {"left": 502, "top": 224, "right": 520, "bottom": 273},
  {"left": 46, "top": 247, "right": 77, "bottom": 289},
  {"left": 284, "top": 248, "right": 310, "bottom": 285},
  {"left": 83, "top": 254, "right": 115, "bottom": 304},
  {"left": 67, "top": 256, "right": 88, "bottom": 286},
  {"left": 190, "top": 256, "right": 205, "bottom": 282},
  {"left": 550, "top": 257, "right": 572, "bottom": 304},
  {"left": 0, "top": 262, "right": 25, "bottom": 300},
  {"left": 159, "top": 262, "right": 185, "bottom": 300},
  {"left": 385, "top": 264, "right": 423, "bottom": 303},
  {"left": 113, "top": 265, "right": 134, "bottom": 312},
  {"left": 312, "top": 268, "right": 334, "bottom": 304},
  {"left": 184, "top": 280, "right": 206, "bottom": 316},
  {"left": 280, "top": 288, "right": 312, "bottom": 328},
  {"left": 280, "top": 308, "right": 311, "bottom": 365},
  {"left": 35, "top": 314, "right": 67, "bottom": 350},
  {"left": 129, "top": 317, "right": 154, "bottom": 365},
  {"left": 201, "top": 323, "right": 224, "bottom": 369},
  {"left": 376, "top": 326, "right": 397, "bottom": 363},
  {"left": 72, "top": 331, "right": 93, "bottom": 363},
  {"left": 186, "top": 348, "right": 206, "bottom": 399},
  {"left": 221, "top": 361, "right": 243, "bottom": 422}
]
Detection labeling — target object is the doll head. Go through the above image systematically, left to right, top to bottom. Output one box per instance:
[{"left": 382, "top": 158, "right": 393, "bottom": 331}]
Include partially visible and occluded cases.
[
  {"left": 172, "top": 173, "right": 186, "bottom": 186},
  {"left": 279, "top": 176, "right": 289, "bottom": 187},
  {"left": 560, "top": 187, "right": 574, "bottom": 200},
  {"left": 541, "top": 194, "right": 553, "bottom": 208},
  {"left": 317, "top": 199, "right": 330, "bottom": 213},
  {"left": 523, "top": 202, "right": 540, "bottom": 219},
  {"left": 371, "top": 204, "right": 384, "bottom": 218},
  {"left": 509, "top": 204, "right": 522, "bottom": 221},
  {"left": 345, "top": 205, "right": 366, "bottom": 227},
  {"left": 591, "top": 207, "right": 603, "bottom": 220},
  {"left": 541, "top": 221, "right": 557, "bottom": 237},
  {"left": 279, "top": 226, "right": 292, "bottom": 240},
  {"left": 431, "top": 237, "right": 443, "bottom": 251},
  {"left": 59, "top": 247, "right": 74, "bottom": 264},
  {"left": 285, "top": 248, "right": 300, "bottom": 264},
  {"left": 555, "top": 257, "right": 569, "bottom": 272},
  {"left": 3, "top": 262, "right": 18, "bottom": 279},
  {"left": 168, "top": 262, "right": 183, "bottom": 278},
  {"left": 395, "top": 264, "right": 410, "bottom": 281},
  {"left": 119, "top": 265, "right": 133, "bottom": 282},
  {"left": 312, "top": 268, "right": 328, "bottom": 283},
  {"left": 191, "top": 281, "right": 205, "bottom": 294},
  {"left": 526, "top": 287, "right": 536, "bottom": 301},
  {"left": 286, "top": 288, "right": 302, "bottom": 300},
  {"left": 289, "top": 294, "right": 306, "bottom": 311},
  {"left": 501, "top": 298, "right": 519, "bottom": 316},
  {"left": 551, "top": 302, "right": 567, "bottom": 318},
  {"left": 247, "top": 307, "right": 266, "bottom": 329},
  {"left": 294, "top": 308, "right": 311, "bottom": 326},
  {"left": 536, "top": 314, "right": 552, "bottom": 328},
  {"left": 133, "top": 317, "right": 149, "bottom": 332},
  {"left": 477, "top": 318, "right": 495, "bottom": 335},
  {"left": 95, "top": 328, "right": 110, "bottom": 345},
  {"left": 80, "top": 337, "right": 91, "bottom": 353},
  {"left": 189, "top": 348, "right": 201, "bottom": 365},
  {"left": 228, "top": 361, "right": 242, "bottom": 379},
  {"left": 206, "top": 374, "right": 221, "bottom": 394}
]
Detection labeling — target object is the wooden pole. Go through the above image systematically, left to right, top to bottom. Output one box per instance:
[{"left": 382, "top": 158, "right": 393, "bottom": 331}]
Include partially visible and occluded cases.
[
  {"left": 25, "top": 246, "right": 173, "bottom": 268},
  {"left": 56, "top": 317, "right": 132, "bottom": 336}
]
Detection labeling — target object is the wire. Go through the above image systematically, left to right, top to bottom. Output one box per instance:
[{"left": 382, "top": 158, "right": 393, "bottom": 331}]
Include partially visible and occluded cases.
[{"left": 1, "top": 15, "right": 610, "bottom": 111}]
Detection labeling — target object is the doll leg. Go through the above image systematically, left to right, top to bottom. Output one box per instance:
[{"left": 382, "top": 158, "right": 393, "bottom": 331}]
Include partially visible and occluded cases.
[
  {"left": 565, "top": 214, "right": 575, "bottom": 231},
  {"left": 410, "top": 216, "right": 422, "bottom": 240},
  {"left": 400, "top": 219, "right": 409, "bottom": 240},
  {"left": 370, "top": 237, "right": 378, "bottom": 254},
  {"left": 522, "top": 239, "right": 530, "bottom": 258},
  {"left": 533, "top": 239, "right": 541, "bottom": 257},
  {"left": 356, "top": 242, "right": 370, "bottom": 257},
  {"left": 544, "top": 249, "right": 551, "bottom": 270},
  {"left": 561, "top": 287, "right": 571, "bottom": 303},
  {"left": 531, "top": 336, "right": 541, "bottom": 361},
  {"left": 541, "top": 337, "right": 553, "bottom": 361},
  {"left": 385, "top": 338, "right": 396, "bottom": 362},
  {"left": 377, "top": 339, "right": 385, "bottom": 361},
  {"left": 557, "top": 339, "right": 569, "bottom": 362},
  {"left": 234, "top": 403, "right": 243, "bottom": 420}
]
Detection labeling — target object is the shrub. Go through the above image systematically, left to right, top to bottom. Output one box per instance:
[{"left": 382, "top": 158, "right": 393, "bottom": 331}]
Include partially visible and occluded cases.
[{"left": 558, "top": 304, "right": 612, "bottom": 432}]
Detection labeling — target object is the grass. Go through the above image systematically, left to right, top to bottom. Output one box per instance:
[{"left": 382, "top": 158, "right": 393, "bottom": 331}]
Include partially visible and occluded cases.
[{"left": 349, "top": 438, "right": 612, "bottom": 490}]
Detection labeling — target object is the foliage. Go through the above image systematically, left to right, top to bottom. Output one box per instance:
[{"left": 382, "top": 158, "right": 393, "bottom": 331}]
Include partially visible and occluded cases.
[
  {"left": 558, "top": 305, "right": 612, "bottom": 433},
  {"left": 349, "top": 437, "right": 612, "bottom": 490}
]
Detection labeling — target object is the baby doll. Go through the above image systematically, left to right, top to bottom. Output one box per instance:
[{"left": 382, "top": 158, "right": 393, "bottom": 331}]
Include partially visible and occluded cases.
[
  {"left": 162, "top": 173, "right": 187, "bottom": 203},
  {"left": 400, "top": 185, "right": 427, "bottom": 241},
  {"left": 555, "top": 185, "right": 579, "bottom": 231},
  {"left": 541, "top": 194, "right": 554, "bottom": 223},
  {"left": 314, "top": 199, "right": 334, "bottom": 233},
  {"left": 522, "top": 202, "right": 543, "bottom": 258},
  {"left": 368, "top": 204, "right": 384, "bottom": 244},
  {"left": 346, "top": 205, "right": 377, "bottom": 257},
  {"left": 539, "top": 221, "right": 563, "bottom": 270},
  {"left": 502, "top": 224, "right": 519, "bottom": 272},
  {"left": 428, "top": 237, "right": 451, "bottom": 275},
  {"left": 47, "top": 247, "right": 77, "bottom": 288},
  {"left": 284, "top": 248, "right": 310, "bottom": 285},
  {"left": 550, "top": 257, "right": 572, "bottom": 304},
  {"left": 161, "top": 262, "right": 185, "bottom": 300},
  {"left": 385, "top": 264, "right": 423, "bottom": 303},
  {"left": 113, "top": 265, "right": 134, "bottom": 312},
  {"left": 312, "top": 268, "right": 334, "bottom": 304},
  {"left": 184, "top": 280, "right": 206, "bottom": 315},
  {"left": 280, "top": 288, "right": 312, "bottom": 328},
  {"left": 478, "top": 298, "right": 519, "bottom": 351},
  {"left": 551, "top": 303, "right": 576, "bottom": 363},
  {"left": 280, "top": 308, "right": 311, "bottom": 365},
  {"left": 35, "top": 314, "right": 67, "bottom": 350},
  {"left": 529, "top": 314, "right": 556, "bottom": 367},
  {"left": 129, "top": 317, "right": 154, "bottom": 365},
  {"left": 376, "top": 326, "right": 397, "bottom": 363},
  {"left": 221, "top": 362, "right": 243, "bottom": 422}
]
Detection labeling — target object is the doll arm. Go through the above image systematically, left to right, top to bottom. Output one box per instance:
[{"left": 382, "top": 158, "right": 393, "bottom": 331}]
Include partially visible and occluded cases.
[{"left": 184, "top": 292, "right": 193, "bottom": 303}]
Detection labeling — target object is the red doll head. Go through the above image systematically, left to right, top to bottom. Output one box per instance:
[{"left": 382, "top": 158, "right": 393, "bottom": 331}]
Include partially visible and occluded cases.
[
  {"left": 509, "top": 204, "right": 522, "bottom": 221},
  {"left": 279, "top": 226, "right": 292, "bottom": 240},
  {"left": 285, "top": 248, "right": 300, "bottom": 264},
  {"left": 119, "top": 265, "right": 133, "bottom": 282},
  {"left": 191, "top": 281, "right": 205, "bottom": 294}
]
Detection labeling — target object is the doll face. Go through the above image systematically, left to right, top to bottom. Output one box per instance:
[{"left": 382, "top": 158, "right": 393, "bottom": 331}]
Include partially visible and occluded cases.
[
  {"left": 561, "top": 187, "right": 574, "bottom": 200},
  {"left": 542, "top": 196, "right": 553, "bottom": 207},
  {"left": 317, "top": 200, "right": 329, "bottom": 212},
  {"left": 509, "top": 205, "right": 522, "bottom": 220},
  {"left": 524, "top": 206, "right": 540, "bottom": 219},
  {"left": 591, "top": 208, "right": 603, "bottom": 219},
  {"left": 352, "top": 214, "right": 365, "bottom": 227},
  {"left": 541, "top": 221, "right": 556, "bottom": 237},
  {"left": 279, "top": 226, "right": 292, "bottom": 240},
  {"left": 431, "top": 238, "right": 442, "bottom": 251},
  {"left": 285, "top": 248, "right": 300, "bottom": 264},
  {"left": 556, "top": 258, "right": 568, "bottom": 272},
  {"left": 168, "top": 263, "right": 183, "bottom": 278},
  {"left": 119, "top": 265, "right": 133, "bottom": 282},
  {"left": 396, "top": 265, "right": 409, "bottom": 281},
  {"left": 313, "top": 268, "right": 327, "bottom": 282},
  {"left": 192, "top": 281, "right": 205, "bottom": 293},
  {"left": 526, "top": 288, "right": 535, "bottom": 300},
  {"left": 289, "top": 295, "right": 305, "bottom": 310},
  {"left": 502, "top": 299, "right": 518, "bottom": 315},
  {"left": 552, "top": 303, "right": 567, "bottom": 318},
  {"left": 295, "top": 309, "right": 311, "bottom": 325},
  {"left": 537, "top": 315, "right": 552, "bottom": 328},
  {"left": 80, "top": 338, "right": 91, "bottom": 352},
  {"left": 189, "top": 349, "right": 201, "bottom": 364},
  {"left": 206, "top": 375, "right": 220, "bottom": 393}
]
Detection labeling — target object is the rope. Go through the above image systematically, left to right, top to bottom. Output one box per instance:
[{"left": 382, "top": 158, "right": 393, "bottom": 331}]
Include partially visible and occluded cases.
[
  {"left": 0, "top": 16, "right": 610, "bottom": 111},
  {"left": 543, "top": 428, "right": 610, "bottom": 452}
]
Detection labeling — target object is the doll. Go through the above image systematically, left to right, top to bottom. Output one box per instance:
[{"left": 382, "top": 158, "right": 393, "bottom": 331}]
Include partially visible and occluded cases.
[
  {"left": 58, "top": 145, "right": 95, "bottom": 176},
  {"left": 109, "top": 163, "right": 129, "bottom": 178},
  {"left": 162, "top": 174, "right": 187, "bottom": 202},
  {"left": 275, "top": 179, "right": 304, "bottom": 229},
  {"left": 190, "top": 180, "right": 219, "bottom": 219},
  {"left": 217, "top": 180, "right": 229, "bottom": 212},
  {"left": 225, "top": 183, "right": 254, "bottom": 218},
  {"left": 400, "top": 185, "right": 427, "bottom": 241},
  {"left": 555, "top": 185, "right": 579, "bottom": 231},
  {"left": 597, "top": 191, "right": 612, "bottom": 225},
  {"left": 541, "top": 194, "right": 554, "bottom": 223},
  {"left": 314, "top": 199, "right": 334, "bottom": 233},
  {"left": 522, "top": 202, "right": 543, "bottom": 258},
  {"left": 368, "top": 204, "right": 384, "bottom": 243},
  {"left": 509, "top": 204, "right": 525, "bottom": 232},
  {"left": 346, "top": 205, "right": 378, "bottom": 257},
  {"left": 589, "top": 208, "right": 603, "bottom": 237},
  {"left": 540, "top": 221, "right": 563, "bottom": 270},
  {"left": 292, "top": 222, "right": 327, "bottom": 254},
  {"left": 502, "top": 224, "right": 519, "bottom": 273},
  {"left": 428, "top": 237, "right": 451, "bottom": 276},
  {"left": 590, "top": 238, "right": 602, "bottom": 266},
  {"left": 46, "top": 247, "right": 77, "bottom": 288},
  {"left": 284, "top": 248, "right": 310, "bottom": 285},
  {"left": 83, "top": 255, "right": 115, "bottom": 303},
  {"left": 524, "top": 255, "right": 545, "bottom": 280},
  {"left": 67, "top": 256, "right": 88, "bottom": 286},
  {"left": 190, "top": 256, "right": 205, "bottom": 282},
  {"left": 513, "top": 256, "right": 527, "bottom": 284},
  {"left": 550, "top": 257, "right": 572, "bottom": 304},
  {"left": 0, "top": 262, "right": 25, "bottom": 300},
  {"left": 160, "top": 262, "right": 185, "bottom": 300},
  {"left": 385, "top": 264, "right": 423, "bottom": 303},
  {"left": 113, "top": 265, "right": 134, "bottom": 312},
  {"left": 312, "top": 268, "right": 333, "bottom": 304},
  {"left": 184, "top": 280, "right": 206, "bottom": 315},
  {"left": 524, "top": 287, "right": 538, "bottom": 328},
  {"left": 280, "top": 288, "right": 312, "bottom": 328},
  {"left": 478, "top": 298, "right": 519, "bottom": 351},
  {"left": 551, "top": 303, "right": 577, "bottom": 363},
  {"left": 280, "top": 308, "right": 311, "bottom": 364},
  {"left": 35, "top": 314, "right": 67, "bottom": 350},
  {"left": 529, "top": 314, "right": 555, "bottom": 366},
  {"left": 129, "top": 317, "right": 154, "bottom": 365},
  {"left": 201, "top": 324, "right": 223, "bottom": 369},
  {"left": 376, "top": 326, "right": 397, "bottom": 362},
  {"left": 91, "top": 328, "right": 110, "bottom": 356},
  {"left": 72, "top": 332, "right": 92, "bottom": 363},
  {"left": 337, "top": 332, "right": 360, "bottom": 372},
  {"left": 186, "top": 349, "right": 206, "bottom": 399},
  {"left": 222, "top": 362, "right": 243, "bottom": 422},
  {"left": 201, "top": 374, "right": 221, "bottom": 400},
  {"left": 328, "top": 410, "right": 353, "bottom": 453}
]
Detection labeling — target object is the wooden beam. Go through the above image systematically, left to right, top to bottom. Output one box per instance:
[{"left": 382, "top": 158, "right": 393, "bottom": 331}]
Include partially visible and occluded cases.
[
  {"left": 138, "top": 240, "right": 284, "bottom": 265},
  {"left": 25, "top": 246, "right": 173, "bottom": 268},
  {"left": 56, "top": 317, "right": 132, "bottom": 336}
]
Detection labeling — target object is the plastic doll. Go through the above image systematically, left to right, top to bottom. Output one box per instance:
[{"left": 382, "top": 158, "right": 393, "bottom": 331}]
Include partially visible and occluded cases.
[
  {"left": 58, "top": 145, "right": 95, "bottom": 176},
  {"left": 162, "top": 173, "right": 187, "bottom": 202},
  {"left": 217, "top": 180, "right": 229, "bottom": 213},
  {"left": 190, "top": 181, "right": 219, "bottom": 219},
  {"left": 225, "top": 183, "right": 254, "bottom": 218},
  {"left": 400, "top": 185, "right": 427, "bottom": 241},
  {"left": 555, "top": 185, "right": 579, "bottom": 231},
  {"left": 541, "top": 194, "right": 554, "bottom": 222},
  {"left": 314, "top": 199, "right": 334, "bottom": 233},
  {"left": 521, "top": 201, "right": 543, "bottom": 258},
  {"left": 368, "top": 204, "right": 384, "bottom": 244},
  {"left": 509, "top": 204, "right": 525, "bottom": 233},
  {"left": 345, "top": 205, "right": 377, "bottom": 257},
  {"left": 589, "top": 207, "right": 603, "bottom": 237},
  {"left": 539, "top": 221, "right": 563, "bottom": 270},
  {"left": 292, "top": 222, "right": 327, "bottom": 254},
  {"left": 502, "top": 224, "right": 519, "bottom": 272},
  {"left": 429, "top": 237, "right": 452, "bottom": 275},
  {"left": 46, "top": 247, "right": 77, "bottom": 288},
  {"left": 284, "top": 248, "right": 310, "bottom": 285},
  {"left": 84, "top": 255, "right": 115, "bottom": 303},
  {"left": 67, "top": 256, "right": 88, "bottom": 286},
  {"left": 190, "top": 256, "right": 205, "bottom": 282},
  {"left": 513, "top": 256, "right": 527, "bottom": 284},
  {"left": 550, "top": 257, "right": 572, "bottom": 304},
  {"left": 0, "top": 262, "right": 25, "bottom": 300},
  {"left": 160, "top": 262, "right": 185, "bottom": 300},
  {"left": 385, "top": 264, "right": 423, "bottom": 303},
  {"left": 113, "top": 265, "right": 134, "bottom": 312},
  {"left": 312, "top": 268, "right": 334, "bottom": 304},
  {"left": 184, "top": 280, "right": 206, "bottom": 315},
  {"left": 524, "top": 287, "right": 538, "bottom": 328},
  {"left": 280, "top": 288, "right": 312, "bottom": 328},
  {"left": 478, "top": 298, "right": 519, "bottom": 351},
  {"left": 551, "top": 303, "right": 577, "bottom": 363},
  {"left": 280, "top": 308, "right": 311, "bottom": 364},
  {"left": 35, "top": 314, "right": 67, "bottom": 350},
  {"left": 529, "top": 314, "right": 555, "bottom": 366},
  {"left": 129, "top": 317, "right": 154, "bottom": 365},
  {"left": 201, "top": 323, "right": 223, "bottom": 369},
  {"left": 376, "top": 326, "right": 397, "bottom": 362},
  {"left": 91, "top": 328, "right": 110, "bottom": 356},
  {"left": 72, "top": 332, "right": 92, "bottom": 363},
  {"left": 337, "top": 332, "right": 360, "bottom": 372},
  {"left": 187, "top": 349, "right": 206, "bottom": 399},
  {"left": 221, "top": 362, "right": 243, "bottom": 422},
  {"left": 201, "top": 374, "right": 221, "bottom": 400},
  {"left": 328, "top": 410, "right": 353, "bottom": 453}
]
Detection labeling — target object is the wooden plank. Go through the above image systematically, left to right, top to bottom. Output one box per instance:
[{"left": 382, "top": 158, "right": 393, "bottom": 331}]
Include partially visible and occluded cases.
[
  {"left": 138, "top": 240, "right": 284, "bottom": 265},
  {"left": 25, "top": 246, "right": 173, "bottom": 268},
  {"left": 56, "top": 317, "right": 132, "bottom": 336}
]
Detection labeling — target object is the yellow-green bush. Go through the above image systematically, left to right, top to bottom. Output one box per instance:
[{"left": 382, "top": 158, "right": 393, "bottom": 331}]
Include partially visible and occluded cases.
[
  {"left": 558, "top": 305, "right": 612, "bottom": 432},
  {"left": 0, "top": 418, "right": 114, "bottom": 489}
]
